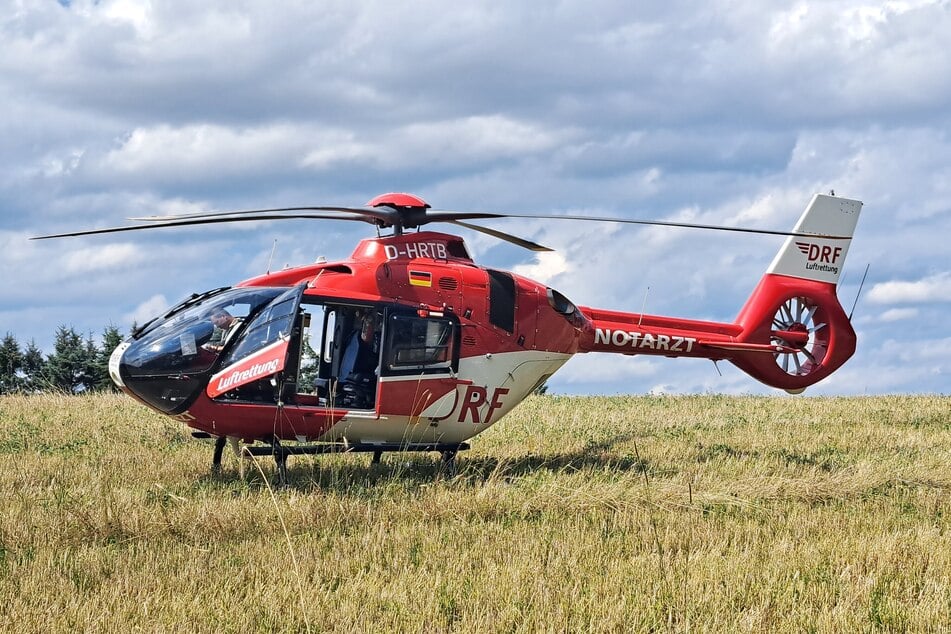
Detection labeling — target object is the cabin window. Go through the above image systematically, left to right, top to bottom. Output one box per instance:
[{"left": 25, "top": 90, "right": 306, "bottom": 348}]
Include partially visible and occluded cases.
[
  {"left": 487, "top": 269, "right": 516, "bottom": 333},
  {"left": 385, "top": 314, "right": 455, "bottom": 372}
]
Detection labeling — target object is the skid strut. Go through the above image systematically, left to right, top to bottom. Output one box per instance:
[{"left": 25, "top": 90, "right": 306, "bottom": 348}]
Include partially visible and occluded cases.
[
  {"left": 198, "top": 430, "right": 470, "bottom": 485},
  {"left": 211, "top": 435, "right": 227, "bottom": 474},
  {"left": 271, "top": 438, "right": 289, "bottom": 487},
  {"left": 238, "top": 441, "right": 471, "bottom": 485},
  {"left": 440, "top": 450, "right": 458, "bottom": 478}
]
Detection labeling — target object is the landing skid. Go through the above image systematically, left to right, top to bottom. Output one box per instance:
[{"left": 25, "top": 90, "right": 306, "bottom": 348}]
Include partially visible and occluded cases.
[{"left": 202, "top": 433, "right": 469, "bottom": 486}]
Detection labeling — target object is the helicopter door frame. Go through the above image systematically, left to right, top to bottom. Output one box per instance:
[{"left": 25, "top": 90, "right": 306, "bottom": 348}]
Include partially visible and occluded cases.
[
  {"left": 205, "top": 283, "right": 306, "bottom": 401},
  {"left": 288, "top": 301, "right": 385, "bottom": 412},
  {"left": 375, "top": 308, "right": 461, "bottom": 420}
]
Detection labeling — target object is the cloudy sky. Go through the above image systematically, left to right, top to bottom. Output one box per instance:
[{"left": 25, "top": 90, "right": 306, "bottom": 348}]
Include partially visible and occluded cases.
[{"left": 2, "top": 0, "right": 949, "bottom": 395}]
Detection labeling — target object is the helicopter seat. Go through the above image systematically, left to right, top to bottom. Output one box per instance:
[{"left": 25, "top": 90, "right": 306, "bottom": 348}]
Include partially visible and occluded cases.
[{"left": 338, "top": 372, "right": 376, "bottom": 409}]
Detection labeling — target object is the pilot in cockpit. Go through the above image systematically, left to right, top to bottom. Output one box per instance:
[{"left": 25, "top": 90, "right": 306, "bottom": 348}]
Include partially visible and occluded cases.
[
  {"left": 204, "top": 308, "right": 242, "bottom": 352},
  {"left": 336, "top": 308, "right": 380, "bottom": 408}
]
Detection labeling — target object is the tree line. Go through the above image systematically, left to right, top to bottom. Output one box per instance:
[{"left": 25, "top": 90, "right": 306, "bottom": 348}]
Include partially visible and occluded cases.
[{"left": 0, "top": 326, "right": 124, "bottom": 395}]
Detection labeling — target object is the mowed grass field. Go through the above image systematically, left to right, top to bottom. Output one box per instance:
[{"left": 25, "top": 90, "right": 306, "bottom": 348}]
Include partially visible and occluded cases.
[{"left": 0, "top": 393, "right": 949, "bottom": 632}]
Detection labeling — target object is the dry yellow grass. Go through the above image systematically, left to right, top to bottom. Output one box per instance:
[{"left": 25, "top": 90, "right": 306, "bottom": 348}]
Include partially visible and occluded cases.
[{"left": 0, "top": 392, "right": 949, "bottom": 632}]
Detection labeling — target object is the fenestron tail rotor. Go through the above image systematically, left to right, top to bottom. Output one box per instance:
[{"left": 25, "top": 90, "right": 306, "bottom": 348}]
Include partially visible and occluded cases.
[
  {"left": 31, "top": 191, "right": 854, "bottom": 246},
  {"left": 770, "top": 296, "right": 828, "bottom": 376}
]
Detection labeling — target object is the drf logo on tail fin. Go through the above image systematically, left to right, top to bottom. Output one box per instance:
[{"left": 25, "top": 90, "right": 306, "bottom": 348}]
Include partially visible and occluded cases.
[{"left": 796, "top": 242, "right": 843, "bottom": 264}]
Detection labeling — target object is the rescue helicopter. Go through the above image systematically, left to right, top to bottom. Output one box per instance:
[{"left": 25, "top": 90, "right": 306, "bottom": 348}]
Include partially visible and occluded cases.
[{"left": 33, "top": 192, "right": 863, "bottom": 484}]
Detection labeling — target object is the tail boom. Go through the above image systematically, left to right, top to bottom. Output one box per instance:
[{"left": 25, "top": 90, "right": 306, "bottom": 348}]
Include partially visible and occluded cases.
[
  {"left": 577, "top": 193, "right": 862, "bottom": 393},
  {"left": 578, "top": 275, "right": 855, "bottom": 392},
  {"left": 580, "top": 308, "right": 741, "bottom": 359}
]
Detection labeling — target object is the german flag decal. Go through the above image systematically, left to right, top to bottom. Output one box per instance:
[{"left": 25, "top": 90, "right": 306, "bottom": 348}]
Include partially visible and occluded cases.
[{"left": 408, "top": 270, "right": 432, "bottom": 287}]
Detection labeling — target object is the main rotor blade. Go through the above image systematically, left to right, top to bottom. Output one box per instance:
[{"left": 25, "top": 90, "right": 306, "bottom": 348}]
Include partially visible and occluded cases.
[
  {"left": 130, "top": 203, "right": 849, "bottom": 239},
  {"left": 125, "top": 205, "right": 551, "bottom": 251},
  {"left": 129, "top": 205, "right": 397, "bottom": 225},
  {"left": 132, "top": 207, "right": 507, "bottom": 228},
  {"left": 420, "top": 211, "right": 513, "bottom": 223},
  {"left": 437, "top": 211, "right": 853, "bottom": 240},
  {"left": 30, "top": 212, "right": 373, "bottom": 240},
  {"left": 448, "top": 220, "right": 554, "bottom": 252}
]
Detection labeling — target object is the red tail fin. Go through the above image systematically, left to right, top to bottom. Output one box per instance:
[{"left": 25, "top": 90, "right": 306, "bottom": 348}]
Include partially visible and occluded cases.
[{"left": 728, "top": 194, "right": 862, "bottom": 392}]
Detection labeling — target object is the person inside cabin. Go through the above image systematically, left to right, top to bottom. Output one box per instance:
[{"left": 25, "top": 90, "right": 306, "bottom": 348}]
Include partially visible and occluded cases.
[
  {"left": 204, "top": 308, "right": 242, "bottom": 352},
  {"left": 337, "top": 308, "right": 380, "bottom": 407}
]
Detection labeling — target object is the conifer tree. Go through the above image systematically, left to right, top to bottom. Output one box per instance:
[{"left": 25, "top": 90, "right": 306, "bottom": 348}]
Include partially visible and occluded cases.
[
  {"left": 96, "top": 325, "right": 123, "bottom": 391},
  {"left": 44, "top": 326, "right": 89, "bottom": 393},
  {"left": 82, "top": 332, "right": 99, "bottom": 390},
  {"left": 0, "top": 333, "right": 23, "bottom": 394},
  {"left": 21, "top": 339, "right": 45, "bottom": 393}
]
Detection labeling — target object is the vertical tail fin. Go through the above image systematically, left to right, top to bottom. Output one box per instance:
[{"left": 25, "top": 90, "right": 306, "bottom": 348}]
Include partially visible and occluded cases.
[
  {"left": 732, "top": 194, "right": 863, "bottom": 393},
  {"left": 766, "top": 194, "right": 862, "bottom": 284}
]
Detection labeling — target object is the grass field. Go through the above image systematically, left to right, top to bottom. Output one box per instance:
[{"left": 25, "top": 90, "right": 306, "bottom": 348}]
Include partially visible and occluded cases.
[{"left": 0, "top": 392, "right": 949, "bottom": 632}]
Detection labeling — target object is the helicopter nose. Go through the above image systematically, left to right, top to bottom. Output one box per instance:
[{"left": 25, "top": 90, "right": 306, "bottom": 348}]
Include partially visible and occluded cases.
[{"left": 108, "top": 341, "right": 132, "bottom": 388}]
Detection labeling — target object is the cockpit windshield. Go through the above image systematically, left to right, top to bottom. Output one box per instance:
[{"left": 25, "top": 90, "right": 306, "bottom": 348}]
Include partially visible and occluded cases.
[{"left": 122, "top": 287, "right": 285, "bottom": 379}]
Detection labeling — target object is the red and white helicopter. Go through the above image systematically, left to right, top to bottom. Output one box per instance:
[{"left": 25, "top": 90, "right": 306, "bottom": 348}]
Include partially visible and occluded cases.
[{"left": 35, "top": 192, "right": 863, "bottom": 482}]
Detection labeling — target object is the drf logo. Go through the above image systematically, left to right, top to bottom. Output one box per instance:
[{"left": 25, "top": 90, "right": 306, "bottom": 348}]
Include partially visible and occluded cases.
[
  {"left": 796, "top": 242, "right": 843, "bottom": 264},
  {"left": 457, "top": 386, "right": 510, "bottom": 425}
]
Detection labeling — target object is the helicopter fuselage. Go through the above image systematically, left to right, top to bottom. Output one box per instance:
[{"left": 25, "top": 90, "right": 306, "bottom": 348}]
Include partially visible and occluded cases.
[{"left": 110, "top": 230, "right": 584, "bottom": 445}]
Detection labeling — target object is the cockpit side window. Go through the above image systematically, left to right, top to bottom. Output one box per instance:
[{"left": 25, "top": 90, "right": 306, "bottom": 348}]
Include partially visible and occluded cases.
[
  {"left": 218, "top": 293, "right": 299, "bottom": 368},
  {"left": 384, "top": 314, "right": 456, "bottom": 374}
]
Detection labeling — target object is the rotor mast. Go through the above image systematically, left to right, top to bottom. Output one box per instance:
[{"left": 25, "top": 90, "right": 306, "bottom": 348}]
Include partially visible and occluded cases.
[{"left": 365, "top": 192, "right": 432, "bottom": 237}]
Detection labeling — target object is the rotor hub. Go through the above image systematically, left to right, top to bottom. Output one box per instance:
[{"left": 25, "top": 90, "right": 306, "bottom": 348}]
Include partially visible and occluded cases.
[{"left": 366, "top": 192, "right": 430, "bottom": 210}]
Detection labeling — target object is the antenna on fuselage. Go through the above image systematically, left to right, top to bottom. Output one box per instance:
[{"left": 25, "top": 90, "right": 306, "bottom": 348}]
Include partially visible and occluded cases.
[
  {"left": 266, "top": 239, "right": 278, "bottom": 275},
  {"left": 848, "top": 263, "right": 871, "bottom": 322},
  {"left": 637, "top": 286, "right": 650, "bottom": 328}
]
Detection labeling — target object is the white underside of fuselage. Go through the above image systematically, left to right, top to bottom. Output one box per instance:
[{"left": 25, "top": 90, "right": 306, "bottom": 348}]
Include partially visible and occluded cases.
[{"left": 317, "top": 349, "right": 572, "bottom": 445}]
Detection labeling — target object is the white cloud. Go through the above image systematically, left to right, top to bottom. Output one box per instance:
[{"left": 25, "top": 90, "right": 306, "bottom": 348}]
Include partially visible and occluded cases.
[
  {"left": 100, "top": 0, "right": 152, "bottom": 34},
  {"left": 393, "top": 116, "right": 566, "bottom": 161},
  {"left": 100, "top": 124, "right": 314, "bottom": 178},
  {"left": 60, "top": 243, "right": 141, "bottom": 274},
  {"left": 512, "top": 251, "right": 570, "bottom": 285},
  {"left": 867, "top": 272, "right": 951, "bottom": 304},
  {"left": 124, "top": 294, "right": 169, "bottom": 327},
  {"left": 878, "top": 307, "right": 919, "bottom": 322},
  {"left": 556, "top": 353, "right": 659, "bottom": 384}
]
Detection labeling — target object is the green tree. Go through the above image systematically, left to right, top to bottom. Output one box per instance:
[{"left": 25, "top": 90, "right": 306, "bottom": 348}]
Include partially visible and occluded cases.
[
  {"left": 44, "top": 326, "right": 91, "bottom": 393},
  {"left": 298, "top": 331, "right": 321, "bottom": 391},
  {"left": 82, "top": 332, "right": 100, "bottom": 390},
  {"left": 0, "top": 333, "right": 23, "bottom": 394},
  {"left": 21, "top": 339, "right": 45, "bottom": 393}
]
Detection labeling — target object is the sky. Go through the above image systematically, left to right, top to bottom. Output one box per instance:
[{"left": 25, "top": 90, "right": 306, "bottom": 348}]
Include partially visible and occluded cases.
[{"left": 1, "top": 0, "right": 949, "bottom": 396}]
